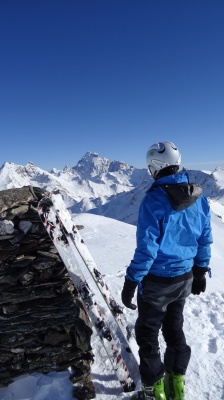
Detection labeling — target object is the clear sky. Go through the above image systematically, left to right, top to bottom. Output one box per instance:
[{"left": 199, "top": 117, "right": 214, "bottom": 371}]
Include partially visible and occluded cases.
[{"left": 0, "top": 0, "right": 224, "bottom": 172}]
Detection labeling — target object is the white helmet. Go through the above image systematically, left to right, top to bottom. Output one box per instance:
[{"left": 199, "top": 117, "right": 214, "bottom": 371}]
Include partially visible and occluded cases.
[{"left": 146, "top": 141, "right": 181, "bottom": 178}]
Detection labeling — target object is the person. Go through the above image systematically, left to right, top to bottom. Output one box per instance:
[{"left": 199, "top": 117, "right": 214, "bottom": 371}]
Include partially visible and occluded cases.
[{"left": 121, "top": 141, "right": 213, "bottom": 400}]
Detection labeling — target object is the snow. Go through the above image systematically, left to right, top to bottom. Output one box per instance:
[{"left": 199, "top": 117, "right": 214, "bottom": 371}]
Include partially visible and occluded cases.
[
  {"left": 0, "top": 156, "right": 224, "bottom": 399},
  {"left": 213, "top": 168, "right": 224, "bottom": 189},
  {"left": 0, "top": 198, "right": 224, "bottom": 400}
]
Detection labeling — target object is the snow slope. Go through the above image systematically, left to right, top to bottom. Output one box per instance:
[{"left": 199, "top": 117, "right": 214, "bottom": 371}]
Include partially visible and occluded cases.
[{"left": 0, "top": 198, "right": 223, "bottom": 400}]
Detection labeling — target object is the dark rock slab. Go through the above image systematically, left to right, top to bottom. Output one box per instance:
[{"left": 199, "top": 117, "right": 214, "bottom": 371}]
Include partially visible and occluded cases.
[{"left": 0, "top": 187, "right": 95, "bottom": 398}]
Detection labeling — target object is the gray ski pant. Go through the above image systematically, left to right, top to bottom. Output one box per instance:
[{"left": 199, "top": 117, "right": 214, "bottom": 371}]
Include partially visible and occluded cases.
[{"left": 135, "top": 277, "right": 193, "bottom": 386}]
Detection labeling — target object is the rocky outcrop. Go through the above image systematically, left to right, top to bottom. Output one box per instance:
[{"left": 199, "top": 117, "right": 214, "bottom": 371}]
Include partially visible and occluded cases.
[{"left": 0, "top": 186, "right": 95, "bottom": 399}]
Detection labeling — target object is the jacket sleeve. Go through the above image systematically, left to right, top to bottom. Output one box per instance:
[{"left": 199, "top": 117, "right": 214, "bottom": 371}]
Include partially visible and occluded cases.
[
  {"left": 126, "top": 195, "right": 161, "bottom": 283},
  {"left": 194, "top": 197, "right": 213, "bottom": 267}
]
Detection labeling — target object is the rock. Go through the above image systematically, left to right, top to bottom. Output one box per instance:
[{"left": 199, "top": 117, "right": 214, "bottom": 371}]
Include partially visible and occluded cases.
[
  {"left": 0, "top": 186, "right": 95, "bottom": 397},
  {"left": 0, "top": 220, "right": 14, "bottom": 235},
  {"left": 18, "top": 220, "right": 33, "bottom": 234}
]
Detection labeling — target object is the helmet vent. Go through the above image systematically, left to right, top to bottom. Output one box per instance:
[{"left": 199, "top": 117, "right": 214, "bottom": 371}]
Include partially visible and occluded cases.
[{"left": 158, "top": 143, "right": 165, "bottom": 154}]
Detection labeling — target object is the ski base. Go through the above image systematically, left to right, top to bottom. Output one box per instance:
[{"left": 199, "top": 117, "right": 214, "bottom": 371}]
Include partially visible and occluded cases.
[{"left": 37, "top": 196, "right": 139, "bottom": 393}]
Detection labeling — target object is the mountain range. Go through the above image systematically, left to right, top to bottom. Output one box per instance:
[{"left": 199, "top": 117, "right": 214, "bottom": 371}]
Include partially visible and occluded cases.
[
  {"left": 0, "top": 152, "right": 224, "bottom": 225},
  {"left": 0, "top": 152, "right": 224, "bottom": 399}
]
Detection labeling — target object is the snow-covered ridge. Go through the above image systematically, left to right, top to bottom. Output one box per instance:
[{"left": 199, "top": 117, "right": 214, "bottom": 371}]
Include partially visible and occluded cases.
[
  {"left": 0, "top": 153, "right": 224, "bottom": 224},
  {"left": 0, "top": 160, "right": 224, "bottom": 399}
]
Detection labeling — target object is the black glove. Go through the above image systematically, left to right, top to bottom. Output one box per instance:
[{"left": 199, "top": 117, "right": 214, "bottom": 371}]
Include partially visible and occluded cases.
[
  {"left": 191, "top": 265, "right": 208, "bottom": 295},
  {"left": 121, "top": 278, "right": 138, "bottom": 310}
]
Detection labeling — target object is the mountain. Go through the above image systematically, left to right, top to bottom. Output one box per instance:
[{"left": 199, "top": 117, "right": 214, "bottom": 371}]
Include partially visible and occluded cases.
[
  {"left": 0, "top": 153, "right": 224, "bottom": 225},
  {"left": 0, "top": 157, "right": 224, "bottom": 399}
]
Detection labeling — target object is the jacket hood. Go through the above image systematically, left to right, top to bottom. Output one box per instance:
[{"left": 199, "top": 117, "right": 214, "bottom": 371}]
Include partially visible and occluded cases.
[
  {"left": 153, "top": 171, "right": 189, "bottom": 186},
  {"left": 150, "top": 172, "right": 203, "bottom": 211}
]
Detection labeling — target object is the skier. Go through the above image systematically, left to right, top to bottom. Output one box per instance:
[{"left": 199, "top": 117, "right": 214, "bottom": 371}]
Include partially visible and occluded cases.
[{"left": 121, "top": 141, "right": 213, "bottom": 400}]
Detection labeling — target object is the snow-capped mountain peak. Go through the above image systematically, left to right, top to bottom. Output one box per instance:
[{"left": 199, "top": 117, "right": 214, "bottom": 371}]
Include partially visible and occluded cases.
[{"left": 0, "top": 155, "right": 224, "bottom": 225}]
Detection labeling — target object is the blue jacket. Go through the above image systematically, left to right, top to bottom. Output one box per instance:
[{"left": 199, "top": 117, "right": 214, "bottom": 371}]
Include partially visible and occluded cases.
[{"left": 126, "top": 172, "right": 213, "bottom": 283}]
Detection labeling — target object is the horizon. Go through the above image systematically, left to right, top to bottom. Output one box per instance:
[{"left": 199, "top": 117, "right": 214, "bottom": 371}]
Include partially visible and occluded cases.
[
  {"left": 0, "top": 1, "right": 224, "bottom": 172},
  {"left": 1, "top": 151, "right": 224, "bottom": 174},
  {"left": 0, "top": 152, "right": 222, "bottom": 173}
]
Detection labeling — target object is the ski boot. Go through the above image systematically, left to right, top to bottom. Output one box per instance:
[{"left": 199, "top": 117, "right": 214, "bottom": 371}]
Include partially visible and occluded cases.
[
  {"left": 164, "top": 372, "right": 185, "bottom": 400},
  {"left": 130, "top": 378, "right": 166, "bottom": 399}
]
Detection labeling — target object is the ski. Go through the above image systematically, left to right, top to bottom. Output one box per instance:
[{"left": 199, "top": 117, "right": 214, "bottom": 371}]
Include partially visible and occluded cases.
[
  {"left": 51, "top": 193, "right": 139, "bottom": 360},
  {"left": 37, "top": 196, "right": 140, "bottom": 394}
]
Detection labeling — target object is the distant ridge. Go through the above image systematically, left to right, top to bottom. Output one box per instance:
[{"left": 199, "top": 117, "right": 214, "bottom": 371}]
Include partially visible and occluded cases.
[{"left": 0, "top": 153, "right": 224, "bottom": 225}]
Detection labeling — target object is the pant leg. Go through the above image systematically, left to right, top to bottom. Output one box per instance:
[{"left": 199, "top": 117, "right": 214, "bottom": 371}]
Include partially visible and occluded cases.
[
  {"left": 135, "top": 294, "right": 165, "bottom": 385},
  {"left": 162, "top": 299, "right": 191, "bottom": 375}
]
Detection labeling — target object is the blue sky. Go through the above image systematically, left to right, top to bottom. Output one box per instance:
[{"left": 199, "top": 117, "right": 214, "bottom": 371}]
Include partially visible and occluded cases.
[{"left": 0, "top": 0, "right": 224, "bottom": 172}]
